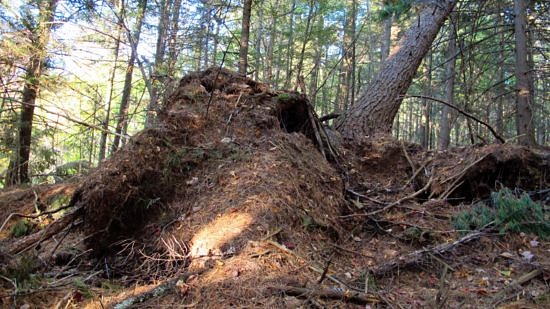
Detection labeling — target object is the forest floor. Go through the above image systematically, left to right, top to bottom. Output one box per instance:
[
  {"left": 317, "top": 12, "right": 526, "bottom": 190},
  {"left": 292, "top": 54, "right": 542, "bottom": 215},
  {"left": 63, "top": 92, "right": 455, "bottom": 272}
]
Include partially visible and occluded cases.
[{"left": 1, "top": 68, "right": 549, "bottom": 308}]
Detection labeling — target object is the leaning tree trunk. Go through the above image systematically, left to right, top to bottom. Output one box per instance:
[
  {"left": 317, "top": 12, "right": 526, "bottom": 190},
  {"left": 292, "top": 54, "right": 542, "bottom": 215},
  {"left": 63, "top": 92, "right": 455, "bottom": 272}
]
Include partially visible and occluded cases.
[{"left": 336, "top": 0, "right": 458, "bottom": 141}]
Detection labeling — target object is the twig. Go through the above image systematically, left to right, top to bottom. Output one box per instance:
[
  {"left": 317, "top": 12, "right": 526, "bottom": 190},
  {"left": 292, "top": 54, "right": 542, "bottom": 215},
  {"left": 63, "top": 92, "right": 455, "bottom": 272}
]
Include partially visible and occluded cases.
[
  {"left": 403, "top": 95, "right": 505, "bottom": 143},
  {"left": 401, "top": 141, "right": 415, "bottom": 172},
  {"left": 432, "top": 153, "right": 490, "bottom": 199},
  {"left": 402, "top": 158, "right": 432, "bottom": 190},
  {"left": 366, "top": 177, "right": 433, "bottom": 216},
  {"left": 345, "top": 189, "right": 386, "bottom": 205},
  {"left": 48, "top": 219, "right": 80, "bottom": 260},
  {"left": 317, "top": 252, "right": 335, "bottom": 284},
  {"left": 269, "top": 285, "right": 380, "bottom": 305}
]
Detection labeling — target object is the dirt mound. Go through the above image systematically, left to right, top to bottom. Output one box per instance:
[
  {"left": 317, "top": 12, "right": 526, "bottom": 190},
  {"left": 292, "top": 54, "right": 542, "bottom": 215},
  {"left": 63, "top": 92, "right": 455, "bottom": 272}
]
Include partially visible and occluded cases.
[
  {"left": 71, "top": 67, "right": 343, "bottom": 257},
  {"left": 427, "top": 144, "right": 550, "bottom": 202}
]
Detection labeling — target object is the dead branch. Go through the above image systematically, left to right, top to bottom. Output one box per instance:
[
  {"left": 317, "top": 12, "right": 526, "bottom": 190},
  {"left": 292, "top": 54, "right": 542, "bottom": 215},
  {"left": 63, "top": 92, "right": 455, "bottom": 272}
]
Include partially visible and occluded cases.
[
  {"left": 403, "top": 95, "right": 505, "bottom": 143},
  {"left": 319, "top": 113, "right": 340, "bottom": 122},
  {"left": 430, "top": 153, "right": 490, "bottom": 200},
  {"left": 402, "top": 158, "right": 432, "bottom": 190},
  {"left": 366, "top": 176, "right": 433, "bottom": 216},
  {"left": 0, "top": 204, "right": 74, "bottom": 234},
  {"left": 8, "top": 208, "right": 82, "bottom": 255},
  {"left": 372, "top": 230, "right": 487, "bottom": 277},
  {"left": 491, "top": 268, "right": 543, "bottom": 306},
  {"left": 111, "top": 270, "right": 204, "bottom": 309},
  {"left": 269, "top": 285, "right": 380, "bottom": 305}
]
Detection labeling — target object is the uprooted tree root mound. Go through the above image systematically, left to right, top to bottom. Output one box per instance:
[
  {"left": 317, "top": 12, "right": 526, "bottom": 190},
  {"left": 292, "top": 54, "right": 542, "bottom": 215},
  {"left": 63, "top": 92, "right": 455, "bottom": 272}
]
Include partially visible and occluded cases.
[
  {"left": 62, "top": 67, "right": 347, "bottom": 305},
  {"left": 1, "top": 68, "right": 549, "bottom": 308}
]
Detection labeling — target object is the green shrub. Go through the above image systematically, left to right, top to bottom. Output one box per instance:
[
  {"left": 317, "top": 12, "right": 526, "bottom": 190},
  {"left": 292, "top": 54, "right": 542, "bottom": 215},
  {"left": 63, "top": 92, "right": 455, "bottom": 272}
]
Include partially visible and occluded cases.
[
  {"left": 452, "top": 188, "right": 550, "bottom": 238},
  {"left": 10, "top": 219, "right": 35, "bottom": 238}
]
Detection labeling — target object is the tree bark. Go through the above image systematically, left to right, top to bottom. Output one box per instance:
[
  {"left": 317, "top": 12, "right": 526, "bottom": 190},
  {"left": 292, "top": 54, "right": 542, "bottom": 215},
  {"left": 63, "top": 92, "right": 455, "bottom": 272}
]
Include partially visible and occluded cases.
[
  {"left": 6, "top": 0, "right": 58, "bottom": 185},
  {"left": 110, "top": 0, "right": 147, "bottom": 154},
  {"left": 145, "top": 0, "right": 170, "bottom": 128},
  {"left": 238, "top": 0, "right": 253, "bottom": 74},
  {"left": 284, "top": 0, "right": 296, "bottom": 88},
  {"left": 294, "top": 0, "right": 315, "bottom": 92},
  {"left": 336, "top": 0, "right": 458, "bottom": 141},
  {"left": 513, "top": 0, "right": 536, "bottom": 146},
  {"left": 381, "top": 15, "right": 392, "bottom": 63},
  {"left": 418, "top": 51, "right": 432, "bottom": 148}
]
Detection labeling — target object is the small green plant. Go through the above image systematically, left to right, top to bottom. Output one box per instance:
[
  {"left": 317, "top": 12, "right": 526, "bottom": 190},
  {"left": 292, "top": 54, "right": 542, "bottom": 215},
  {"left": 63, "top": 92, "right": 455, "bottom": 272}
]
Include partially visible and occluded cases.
[
  {"left": 277, "top": 93, "right": 290, "bottom": 101},
  {"left": 452, "top": 188, "right": 550, "bottom": 238},
  {"left": 453, "top": 204, "right": 495, "bottom": 232},
  {"left": 10, "top": 219, "right": 35, "bottom": 238},
  {"left": 73, "top": 278, "right": 93, "bottom": 299},
  {"left": 100, "top": 280, "right": 123, "bottom": 292}
]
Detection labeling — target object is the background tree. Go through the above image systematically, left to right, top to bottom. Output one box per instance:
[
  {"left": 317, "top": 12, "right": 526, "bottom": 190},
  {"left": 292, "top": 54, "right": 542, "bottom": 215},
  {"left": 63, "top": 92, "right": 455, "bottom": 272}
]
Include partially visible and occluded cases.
[
  {"left": 5, "top": 0, "right": 59, "bottom": 185},
  {"left": 238, "top": 0, "right": 252, "bottom": 74},
  {"left": 513, "top": 0, "right": 535, "bottom": 145}
]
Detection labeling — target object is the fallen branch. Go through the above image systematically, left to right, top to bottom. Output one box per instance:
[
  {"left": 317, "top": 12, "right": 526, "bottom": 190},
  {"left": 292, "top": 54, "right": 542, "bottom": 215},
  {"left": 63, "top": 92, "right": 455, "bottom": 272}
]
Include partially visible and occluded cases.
[
  {"left": 0, "top": 203, "right": 74, "bottom": 234},
  {"left": 8, "top": 207, "right": 82, "bottom": 255},
  {"left": 372, "top": 230, "right": 487, "bottom": 277},
  {"left": 491, "top": 268, "right": 543, "bottom": 306},
  {"left": 112, "top": 270, "right": 204, "bottom": 309},
  {"left": 269, "top": 285, "right": 380, "bottom": 305}
]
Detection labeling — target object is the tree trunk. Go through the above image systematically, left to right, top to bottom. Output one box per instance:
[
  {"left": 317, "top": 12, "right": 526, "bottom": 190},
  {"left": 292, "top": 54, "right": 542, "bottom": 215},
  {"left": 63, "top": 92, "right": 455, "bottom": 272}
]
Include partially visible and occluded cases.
[
  {"left": 6, "top": 0, "right": 58, "bottom": 185},
  {"left": 110, "top": 0, "right": 147, "bottom": 154},
  {"left": 145, "top": 0, "right": 169, "bottom": 128},
  {"left": 167, "top": 0, "right": 183, "bottom": 76},
  {"left": 238, "top": 0, "right": 253, "bottom": 74},
  {"left": 284, "top": 0, "right": 296, "bottom": 88},
  {"left": 294, "top": 0, "right": 315, "bottom": 92},
  {"left": 336, "top": 0, "right": 457, "bottom": 141},
  {"left": 336, "top": 0, "right": 357, "bottom": 111},
  {"left": 513, "top": 0, "right": 535, "bottom": 146},
  {"left": 254, "top": 1, "right": 264, "bottom": 81},
  {"left": 266, "top": 8, "right": 277, "bottom": 87},
  {"left": 381, "top": 15, "right": 392, "bottom": 63},
  {"left": 98, "top": 20, "right": 122, "bottom": 163},
  {"left": 438, "top": 26, "right": 456, "bottom": 149},
  {"left": 418, "top": 51, "right": 432, "bottom": 148}
]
